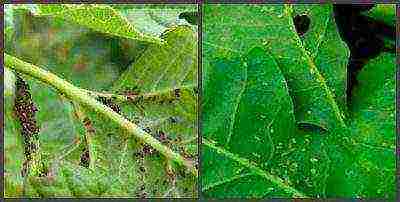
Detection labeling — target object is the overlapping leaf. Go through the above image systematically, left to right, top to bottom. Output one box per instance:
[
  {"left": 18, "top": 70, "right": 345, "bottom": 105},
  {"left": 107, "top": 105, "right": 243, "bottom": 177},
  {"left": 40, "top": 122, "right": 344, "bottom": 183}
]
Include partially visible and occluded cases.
[
  {"left": 111, "top": 4, "right": 197, "bottom": 37},
  {"left": 293, "top": 5, "right": 349, "bottom": 113}
]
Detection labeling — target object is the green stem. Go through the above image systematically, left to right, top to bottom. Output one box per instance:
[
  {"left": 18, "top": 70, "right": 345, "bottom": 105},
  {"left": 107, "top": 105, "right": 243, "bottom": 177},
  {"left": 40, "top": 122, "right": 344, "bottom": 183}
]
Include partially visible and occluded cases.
[
  {"left": 5, "top": 53, "right": 197, "bottom": 176},
  {"left": 84, "top": 84, "right": 195, "bottom": 103},
  {"left": 71, "top": 102, "right": 97, "bottom": 170}
]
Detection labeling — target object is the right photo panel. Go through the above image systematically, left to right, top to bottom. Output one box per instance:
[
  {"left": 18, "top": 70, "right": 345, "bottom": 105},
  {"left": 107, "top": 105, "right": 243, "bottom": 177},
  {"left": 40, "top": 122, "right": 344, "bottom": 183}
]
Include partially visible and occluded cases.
[{"left": 201, "top": 4, "right": 396, "bottom": 199}]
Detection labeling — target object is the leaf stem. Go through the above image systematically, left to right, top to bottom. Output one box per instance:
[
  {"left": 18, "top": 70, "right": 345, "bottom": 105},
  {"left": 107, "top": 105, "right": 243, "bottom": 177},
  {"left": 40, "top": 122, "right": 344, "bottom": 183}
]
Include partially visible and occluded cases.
[
  {"left": 5, "top": 53, "right": 197, "bottom": 176},
  {"left": 83, "top": 84, "right": 195, "bottom": 103},
  {"left": 71, "top": 102, "right": 97, "bottom": 170}
]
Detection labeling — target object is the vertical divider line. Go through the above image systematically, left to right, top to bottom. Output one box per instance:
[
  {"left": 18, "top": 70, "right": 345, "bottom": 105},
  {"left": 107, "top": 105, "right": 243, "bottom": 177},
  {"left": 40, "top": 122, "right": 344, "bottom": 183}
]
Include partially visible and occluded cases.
[
  {"left": 197, "top": 0, "right": 203, "bottom": 200},
  {"left": 0, "top": 3, "right": 4, "bottom": 199},
  {"left": 396, "top": 4, "right": 399, "bottom": 201}
]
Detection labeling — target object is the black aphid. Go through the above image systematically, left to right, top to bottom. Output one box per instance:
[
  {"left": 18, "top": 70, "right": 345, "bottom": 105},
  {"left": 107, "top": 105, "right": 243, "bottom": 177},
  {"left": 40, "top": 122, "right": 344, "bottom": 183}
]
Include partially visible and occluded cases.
[
  {"left": 14, "top": 76, "right": 40, "bottom": 176},
  {"left": 174, "top": 88, "right": 181, "bottom": 98},
  {"left": 96, "top": 96, "right": 121, "bottom": 114},
  {"left": 169, "top": 116, "right": 178, "bottom": 124},
  {"left": 83, "top": 117, "right": 96, "bottom": 133},
  {"left": 142, "top": 144, "right": 155, "bottom": 155},
  {"left": 79, "top": 148, "right": 90, "bottom": 168}
]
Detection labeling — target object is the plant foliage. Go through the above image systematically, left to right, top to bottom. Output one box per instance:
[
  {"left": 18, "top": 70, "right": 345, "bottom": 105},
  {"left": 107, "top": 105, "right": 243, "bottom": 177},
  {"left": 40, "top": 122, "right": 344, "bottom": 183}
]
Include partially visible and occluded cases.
[
  {"left": 5, "top": 4, "right": 198, "bottom": 197},
  {"left": 202, "top": 4, "right": 395, "bottom": 199}
]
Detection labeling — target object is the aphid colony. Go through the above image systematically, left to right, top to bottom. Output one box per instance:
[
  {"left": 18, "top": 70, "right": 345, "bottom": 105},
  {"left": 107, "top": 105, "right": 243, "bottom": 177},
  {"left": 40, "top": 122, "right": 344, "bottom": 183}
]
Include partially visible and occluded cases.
[{"left": 14, "top": 76, "right": 40, "bottom": 177}]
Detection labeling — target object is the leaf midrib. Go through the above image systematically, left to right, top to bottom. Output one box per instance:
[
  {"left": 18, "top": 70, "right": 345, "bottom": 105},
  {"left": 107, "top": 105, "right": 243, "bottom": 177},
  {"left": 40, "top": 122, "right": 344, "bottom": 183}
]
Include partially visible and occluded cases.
[{"left": 203, "top": 138, "right": 307, "bottom": 198}]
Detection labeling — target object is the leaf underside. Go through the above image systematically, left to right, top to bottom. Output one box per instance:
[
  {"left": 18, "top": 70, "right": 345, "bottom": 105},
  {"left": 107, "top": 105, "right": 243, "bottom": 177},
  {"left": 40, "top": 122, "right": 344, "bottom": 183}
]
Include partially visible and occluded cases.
[{"left": 5, "top": 4, "right": 197, "bottom": 197}]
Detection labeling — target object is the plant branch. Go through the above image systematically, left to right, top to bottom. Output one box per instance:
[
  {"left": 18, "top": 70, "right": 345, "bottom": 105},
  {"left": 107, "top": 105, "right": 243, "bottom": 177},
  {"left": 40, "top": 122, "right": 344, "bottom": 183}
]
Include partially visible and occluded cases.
[{"left": 5, "top": 53, "right": 197, "bottom": 176}]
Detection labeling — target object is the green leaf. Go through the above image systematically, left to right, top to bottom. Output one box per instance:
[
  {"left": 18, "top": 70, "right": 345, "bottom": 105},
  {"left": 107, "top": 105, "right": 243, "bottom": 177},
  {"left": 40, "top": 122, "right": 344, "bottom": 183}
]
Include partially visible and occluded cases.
[
  {"left": 37, "top": 4, "right": 162, "bottom": 44},
  {"left": 112, "top": 4, "right": 197, "bottom": 37},
  {"left": 202, "top": 4, "right": 395, "bottom": 199},
  {"left": 203, "top": 4, "right": 345, "bottom": 131},
  {"left": 362, "top": 4, "right": 395, "bottom": 27},
  {"left": 6, "top": 5, "right": 197, "bottom": 197},
  {"left": 293, "top": 5, "right": 350, "bottom": 113},
  {"left": 11, "top": 7, "right": 135, "bottom": 91},
  {"left": 60, "top": 25, "right": 198, "bottom": 197},
  {"left": 108, "top": 25, "right": 197, "bottom": 197},
  {"left": 202, "top": 47, "right": 306, "bottom": 197},
  {"left": 325, "top": 53, "right": 396, "bottom": 198},
  {"left": 349, "top": 53, "right": 395, "bottom": 148}
]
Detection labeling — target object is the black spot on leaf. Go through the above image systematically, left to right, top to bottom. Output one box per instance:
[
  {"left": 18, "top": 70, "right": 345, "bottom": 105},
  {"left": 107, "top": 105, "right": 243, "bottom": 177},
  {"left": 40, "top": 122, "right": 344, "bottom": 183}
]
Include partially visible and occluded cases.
[{"left": 293, "top": 14, "right": 311, "bottom": 36}]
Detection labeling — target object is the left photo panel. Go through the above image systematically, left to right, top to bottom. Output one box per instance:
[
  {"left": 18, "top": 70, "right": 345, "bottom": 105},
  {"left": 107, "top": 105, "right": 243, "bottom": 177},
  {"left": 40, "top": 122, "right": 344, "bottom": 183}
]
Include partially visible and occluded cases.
[{"left": 4, "top": 4, "right": 198, "bottom": 198}]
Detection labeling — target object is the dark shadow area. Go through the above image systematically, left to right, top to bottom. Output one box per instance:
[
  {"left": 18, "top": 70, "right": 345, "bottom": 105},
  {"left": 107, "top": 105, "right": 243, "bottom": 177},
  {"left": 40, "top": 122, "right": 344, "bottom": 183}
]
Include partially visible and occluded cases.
[
  {"left": 333, "top": 4, "right": 395, "bottom": 107},
  {"left": 179, "top": 11, "right": 198, "bottom": 25},
  {"left": 297, "top": 123, "right": 328, "bottom": 134}
]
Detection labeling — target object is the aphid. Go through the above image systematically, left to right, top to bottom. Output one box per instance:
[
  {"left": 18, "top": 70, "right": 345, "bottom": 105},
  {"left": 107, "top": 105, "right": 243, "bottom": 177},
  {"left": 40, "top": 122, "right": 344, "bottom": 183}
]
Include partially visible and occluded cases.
[
  {"left": 14, "top": 76, "right": 40, "bottom": 176},
  {"left": 193, "top": 86, "right": 198, "bottom": 94},
  {"left": 123, "top": 87, "right": 140, "bottom": 102},
  {"left": 174, "top": 88, "right": 181, "bottom": 98},
  {"left": 96, "top": 96, "right": 121, "bottom": 114},
  {"left": 169, "top": 116, "right": 178, "bottom": 123},
  {"left": 83, "top": 117, "right": 96, "bottom": 133},
  {"left": 143, "top": 127, "right": 151, "bottom": 133},
  {"left": 156, "top": 131, "right": 168, "bottom": 143},
  {"left": 142, "top": 144, "right": 155, "bottom": 156},
  {"left": 79, "top": 148, "right": 90, "bottom": 168},
  {"left": 134, "top": 151, "right": 143, "bottom": 159},
  {"left": 21, "top": 161, "right": 29, "bottom": 177},
  {"left": 165, "top": 163, "right": 175, "bottom": 181},
  {"left": 139, "top": 165, "right": 146, "bottom": 173}
]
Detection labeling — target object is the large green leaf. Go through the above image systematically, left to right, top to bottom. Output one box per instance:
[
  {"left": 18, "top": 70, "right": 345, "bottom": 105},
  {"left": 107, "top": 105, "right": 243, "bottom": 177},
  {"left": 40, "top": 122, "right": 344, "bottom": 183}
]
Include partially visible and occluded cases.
[
  {"left": 5, "top": 4, "right": 197, "bottom": 197},
  {"left": 37, "top": 4, "right": 162, "bottom": 44},
  {"left": 202, "top": 4, "right": 395, "bottom": 199},
  {"left": 203, "top": 4, "right": 345, "bottom": 131},
  {"left": 106, "top": 25, "right": 198, "bottom": 197},
  {"left": 202, "top": 46, "right": 328, "bottom": 198},
  {"left": 324, "top": 53, "right": 396, "bottom": 198}
]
